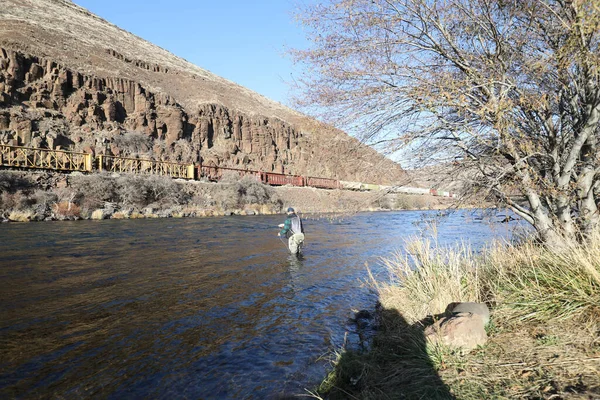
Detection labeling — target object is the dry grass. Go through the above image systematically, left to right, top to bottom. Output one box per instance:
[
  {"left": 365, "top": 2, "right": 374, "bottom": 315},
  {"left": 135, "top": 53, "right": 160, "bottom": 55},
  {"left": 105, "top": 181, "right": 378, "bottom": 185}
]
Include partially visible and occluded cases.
[
  {"left": 90, "top": 209, "right": 105, "bottom": 220},
  {"left": 7, "top": 210, "right": 33, "bottom": 222},
  {"left": 374, "top": 234, "right": 600, "bottom": 328},
  {"left": 318, "top": 235, "right": 600, "bottom": 399},
  {"left": 484, "top": 235, "right": 600, "bottom": 326},
  {"left": 372, "top": 239, "right": 482, "bottom": 324},
  {"left": 437, "top": 322, "right": 600, "bottom": 399}
]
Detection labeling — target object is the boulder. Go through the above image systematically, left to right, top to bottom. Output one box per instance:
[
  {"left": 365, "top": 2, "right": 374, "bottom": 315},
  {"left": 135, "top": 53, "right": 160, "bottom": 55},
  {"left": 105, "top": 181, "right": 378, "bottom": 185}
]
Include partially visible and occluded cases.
[
  {"left": 0, "top": 112, "right": 9, "bottom": 130},
  {"left": 9, "top": 118, "right": 32, "bottom": 145},
  {"left": 446, "top": 302, "right": 490, "bottom": 325},
  {"left": 352, "top": 310, "right": 374, "bottom": 329},
  {"left": 424, "top": 312, "right": 487, "bottom": 351}
]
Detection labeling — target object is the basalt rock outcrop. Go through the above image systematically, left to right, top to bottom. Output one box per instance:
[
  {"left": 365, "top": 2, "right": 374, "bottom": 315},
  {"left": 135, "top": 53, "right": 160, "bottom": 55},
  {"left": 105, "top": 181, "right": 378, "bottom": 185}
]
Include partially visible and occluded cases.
[
  {"left": 0, "top": 0, "right": 407, "bottom": 183},
  {"left": 0, "top": 48, "right": 308, "bottom": 174}
]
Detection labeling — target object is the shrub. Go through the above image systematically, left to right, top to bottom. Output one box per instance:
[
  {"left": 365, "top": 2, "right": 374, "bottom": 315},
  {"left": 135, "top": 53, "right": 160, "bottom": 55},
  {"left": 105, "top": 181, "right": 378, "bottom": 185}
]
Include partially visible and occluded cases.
[
  {"left": 113, "top": 131, "right": 152, "bottom": 157},
  {"left": 171, "top": 139, "right": 196, "bottom": 162},
  {"left": 220, "top": 170, "right": 242, "bottom": 183},
  {"left": 0, "top": 171, "right": 33, "bottom": 193},
  {"left": 69, "top": 173, "right": 119, "bottom": 209},
  {"left": 116, "top": 174, "right": 186, "bottom": 207},
  {"left": 210, "top": 176, "right": 278, "bottom": 211},
  {"left": 238, "top": 176, "right": 275, "bottom": 205},
  {"left": 0, "top": 183, "right": 57, "bottom": 221},
  {"left": 211, "top": 183, "right": 240, "bottom": 210},
  {"left": 53, "top": 187, "right": 81, "bottom": 206},
  {"left": 29, "top": 190, "right": 58, "bottom": 216},
  {"left": 1, "top": 192, "right": 18, "bottom": 211},
  {"left": 187, "top": 192, "right": 210, "bottom": 208},
  {"left": 372, "top": 195, "right": 392, "bottom": 209},
  {"left": 394, "top": 195, "right": 418, "bottom": 210},
  {"left": 52, "top": 201, "right": 81, "bottom": 218},
  {"left": 8, "top": 210, "right": 33, "bottom": 222}
]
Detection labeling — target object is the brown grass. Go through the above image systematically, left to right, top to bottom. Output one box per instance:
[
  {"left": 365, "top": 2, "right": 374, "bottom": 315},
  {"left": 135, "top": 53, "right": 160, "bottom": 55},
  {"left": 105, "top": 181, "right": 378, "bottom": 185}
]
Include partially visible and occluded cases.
[
  {"left": 90, "top": 209, "right": 105, "bottom": 220},
  {"left": 7, "top": 210, "right": 33, "bottom": 222},
  {"left": 318, "top": 235, "right": 600, "bottom": 399},
  {"left": 372, "top": 239, "right": 482, "bottom": 324}
]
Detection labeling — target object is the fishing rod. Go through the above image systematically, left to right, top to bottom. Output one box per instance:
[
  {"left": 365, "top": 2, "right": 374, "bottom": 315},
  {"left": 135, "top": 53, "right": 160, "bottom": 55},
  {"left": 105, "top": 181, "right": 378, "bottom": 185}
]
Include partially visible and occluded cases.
[
  {"left": 223, "top": 209, "right": 310, "bottom": 253},
  {"left": 222, "top": 215, "right": 292, "bottom": 252},
  {"left": 219, "top": 217, "right": 280, "bottom": 229}
]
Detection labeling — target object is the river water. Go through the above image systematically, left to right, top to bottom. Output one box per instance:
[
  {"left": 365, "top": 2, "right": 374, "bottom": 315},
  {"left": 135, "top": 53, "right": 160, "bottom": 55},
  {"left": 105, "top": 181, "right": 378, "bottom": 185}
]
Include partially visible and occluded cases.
[{"left": 0, "top": 210, "right": 519, "bottom": 399}]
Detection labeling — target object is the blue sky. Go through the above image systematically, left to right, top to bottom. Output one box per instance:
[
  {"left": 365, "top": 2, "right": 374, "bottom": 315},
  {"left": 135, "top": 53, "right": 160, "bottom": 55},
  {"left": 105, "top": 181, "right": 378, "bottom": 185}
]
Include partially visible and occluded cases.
[{"left": 75, "top": 0, "right": 310, "bottom": 106}]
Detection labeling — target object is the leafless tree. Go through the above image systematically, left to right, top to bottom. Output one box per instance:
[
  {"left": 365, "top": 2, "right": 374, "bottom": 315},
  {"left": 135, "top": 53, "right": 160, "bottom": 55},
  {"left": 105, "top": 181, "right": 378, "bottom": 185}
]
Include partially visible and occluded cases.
[{"left": 292, "top": 0, "right": 600, "bottom": 246}]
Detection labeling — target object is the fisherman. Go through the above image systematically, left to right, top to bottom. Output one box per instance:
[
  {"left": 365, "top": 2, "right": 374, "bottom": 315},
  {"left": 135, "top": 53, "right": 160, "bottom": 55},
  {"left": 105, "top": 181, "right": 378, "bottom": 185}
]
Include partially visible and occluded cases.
[{"left": 278, "top": 207, "right": 305, "bottom": 254}]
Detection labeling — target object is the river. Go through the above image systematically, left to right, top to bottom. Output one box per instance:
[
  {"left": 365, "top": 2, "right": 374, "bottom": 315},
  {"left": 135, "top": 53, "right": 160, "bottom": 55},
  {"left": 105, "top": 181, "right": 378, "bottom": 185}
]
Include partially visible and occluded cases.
[{"left": 0, "top": 210, "right": 519, "bottom": 399}]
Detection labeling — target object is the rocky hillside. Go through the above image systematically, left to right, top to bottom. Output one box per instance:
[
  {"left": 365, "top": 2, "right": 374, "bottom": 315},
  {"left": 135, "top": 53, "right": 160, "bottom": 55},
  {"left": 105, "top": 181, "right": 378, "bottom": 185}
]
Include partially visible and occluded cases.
[{"left": 0, "top": 0, "right": 407, "bottom": 184}]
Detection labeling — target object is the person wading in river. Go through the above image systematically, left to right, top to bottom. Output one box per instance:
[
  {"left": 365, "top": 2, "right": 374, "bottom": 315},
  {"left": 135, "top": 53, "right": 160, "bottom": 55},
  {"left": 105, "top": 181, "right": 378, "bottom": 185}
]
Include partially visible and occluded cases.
[{"left": 278, "top": 207, "right": 304, "bottom": 254}]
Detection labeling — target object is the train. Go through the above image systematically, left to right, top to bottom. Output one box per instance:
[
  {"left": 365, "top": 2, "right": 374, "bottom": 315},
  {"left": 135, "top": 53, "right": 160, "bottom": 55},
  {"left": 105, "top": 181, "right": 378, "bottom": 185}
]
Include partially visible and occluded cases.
[
  {"left": 0, "top": 143, "right": 456, "bottom": 198},
  {"left": 199, "top": 165, "right": 456, "bottom": 198},
  {"left": 339, "top": 181, "right": 456, "bottom": 198}
]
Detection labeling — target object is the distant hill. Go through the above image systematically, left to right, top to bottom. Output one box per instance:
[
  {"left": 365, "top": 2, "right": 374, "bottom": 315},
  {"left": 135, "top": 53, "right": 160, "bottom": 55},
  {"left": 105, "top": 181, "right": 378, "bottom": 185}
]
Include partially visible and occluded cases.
[{"left": 0, "top": 0, "right": 407, "bottom": 184}]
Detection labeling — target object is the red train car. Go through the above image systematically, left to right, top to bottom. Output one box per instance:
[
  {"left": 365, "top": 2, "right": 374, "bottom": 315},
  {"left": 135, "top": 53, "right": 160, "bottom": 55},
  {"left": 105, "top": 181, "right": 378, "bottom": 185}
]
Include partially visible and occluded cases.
[
  {"left": 197, "top": 164, "right": 341, "bottom": 189},
  {"left": 261, "top": 172, "right": 305, "bottom": 187},
  {"left": 306, "top": 176, "right": 340, "bottom": 189}
]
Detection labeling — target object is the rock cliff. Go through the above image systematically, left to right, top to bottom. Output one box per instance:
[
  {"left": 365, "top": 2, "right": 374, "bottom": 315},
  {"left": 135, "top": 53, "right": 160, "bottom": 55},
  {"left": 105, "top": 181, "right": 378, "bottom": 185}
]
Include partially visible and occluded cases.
[{"left": 0, "top": 0, "right": 406, "bottom": 183}]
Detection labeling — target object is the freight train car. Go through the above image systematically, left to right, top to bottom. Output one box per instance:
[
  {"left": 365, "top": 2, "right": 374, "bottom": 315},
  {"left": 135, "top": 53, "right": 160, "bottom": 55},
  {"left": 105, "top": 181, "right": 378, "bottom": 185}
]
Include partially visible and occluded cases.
[
  {"left": 198, "top": 165, "right": 262, "bottom": 182},
  {"left": 261, "top": 172, "right": 305, "bottom": 187},
  {"left": 306, "top": 176, "right": 340, "bottom": 189},
  {"left": 340, "top": 181, "right": 365, "bottom": 191},
  {"left": 362, "top": 183, "right": 380, "bottom": 191},
  {"left": 379, "top": 185, "right": 431, "bottom": 195}
]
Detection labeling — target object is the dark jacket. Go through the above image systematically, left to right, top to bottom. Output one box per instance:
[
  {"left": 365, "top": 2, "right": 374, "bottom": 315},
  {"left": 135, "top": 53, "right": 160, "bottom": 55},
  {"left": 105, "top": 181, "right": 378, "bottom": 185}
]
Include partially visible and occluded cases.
[{"left": 280, "top": 213, "right": 304, "bottom": 238}]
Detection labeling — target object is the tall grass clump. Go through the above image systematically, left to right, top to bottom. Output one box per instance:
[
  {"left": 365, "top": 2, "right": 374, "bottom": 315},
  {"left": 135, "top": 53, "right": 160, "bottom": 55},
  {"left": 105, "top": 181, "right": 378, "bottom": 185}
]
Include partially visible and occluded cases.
[
  {"left": 484, "top": 234, "right": 600, "bottom": 325},
  {"left": 374, "top": 235, "right": 600, "bottom": 326},
  {"left": 372, "top": 238, "right": 482, "bottom": 324}
]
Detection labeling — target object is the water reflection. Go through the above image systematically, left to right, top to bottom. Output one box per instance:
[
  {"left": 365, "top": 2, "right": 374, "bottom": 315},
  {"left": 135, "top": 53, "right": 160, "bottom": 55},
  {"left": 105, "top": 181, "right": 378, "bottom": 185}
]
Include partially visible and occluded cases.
[
  {"left": 0, "top": 210, "right": 520, "bottom": 399},
  {"left": 285, "top": 254, "right": 305, "bottom": 294}
]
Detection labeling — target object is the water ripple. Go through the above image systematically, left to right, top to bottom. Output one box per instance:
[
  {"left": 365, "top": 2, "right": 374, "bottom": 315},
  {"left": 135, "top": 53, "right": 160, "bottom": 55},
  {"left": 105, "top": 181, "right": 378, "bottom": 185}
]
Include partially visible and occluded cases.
[{"left": 0, "top": 210, "right": 520, "bottom": 398}]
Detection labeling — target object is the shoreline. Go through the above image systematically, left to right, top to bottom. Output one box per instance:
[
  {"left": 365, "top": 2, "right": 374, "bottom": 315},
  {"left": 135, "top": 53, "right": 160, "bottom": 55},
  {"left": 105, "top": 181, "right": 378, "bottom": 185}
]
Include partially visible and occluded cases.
[
  {"left": 1, "top": 170, "right": 459, "bottom": 223},
  {"left": 0, "top": 203, "right": 458, "bottom": 223}
]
